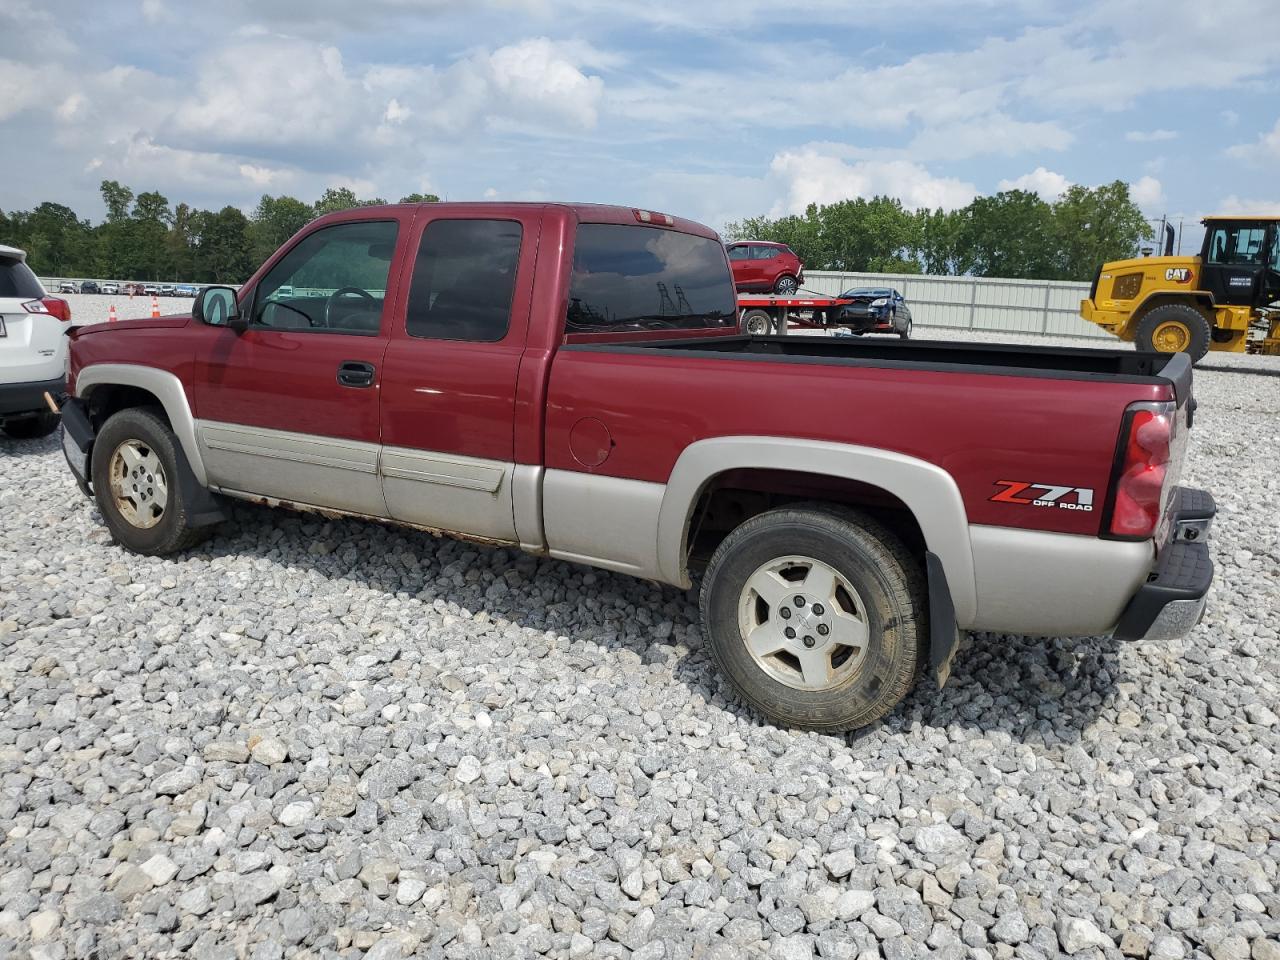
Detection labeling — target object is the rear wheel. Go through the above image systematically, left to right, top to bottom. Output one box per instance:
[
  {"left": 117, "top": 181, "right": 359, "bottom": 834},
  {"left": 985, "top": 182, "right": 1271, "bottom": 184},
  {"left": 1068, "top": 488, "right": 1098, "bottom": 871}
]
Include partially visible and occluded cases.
[
  {"left": 773, "top": 275, "right": 798, "bottom": 295},
  {"left": 1135, "top": 304, "right": 1212, "bottom": 363},
  {"left": 742, "top": 309, "right": 773, "bottom": 336},
  {"left": 91, "top": 407, "right": 212, "bottom": 555},
  {"left": 2, "top": 412, "right": 61, "bottom": 440},
  {"left": 700, "top": 504, "right": 926, "bottom": 732}
]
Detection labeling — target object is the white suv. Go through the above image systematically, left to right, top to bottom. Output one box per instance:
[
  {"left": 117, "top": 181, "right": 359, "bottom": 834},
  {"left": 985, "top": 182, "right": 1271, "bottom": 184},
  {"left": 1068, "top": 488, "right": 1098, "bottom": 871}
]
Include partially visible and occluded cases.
[{"left": 1, "top": 245, "right": 68, "bottom": 439}]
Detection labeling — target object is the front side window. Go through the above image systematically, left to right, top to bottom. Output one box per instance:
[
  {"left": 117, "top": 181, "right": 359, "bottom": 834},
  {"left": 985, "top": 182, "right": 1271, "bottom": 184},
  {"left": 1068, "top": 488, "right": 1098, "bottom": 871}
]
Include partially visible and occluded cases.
[
  {"left": 405, "top": 219, "right": 522, "bottom": 342},
  {"left": 252, "top": 220, "right": 399, "bottom": 334},
  {"left": 567, "top": 224, "right": 738, "bottom": 333},
  {"left": 1207, "top": 225, "right": 1268, "bottom": 265},
  {"left": 727, "top": 245, "right": 750, "bottom": 261}
]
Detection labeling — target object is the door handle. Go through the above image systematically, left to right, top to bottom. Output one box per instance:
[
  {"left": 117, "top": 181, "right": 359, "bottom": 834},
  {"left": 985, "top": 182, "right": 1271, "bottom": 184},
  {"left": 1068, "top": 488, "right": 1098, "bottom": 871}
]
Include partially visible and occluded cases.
[{"left": 337, "top": 360, "right": 376, "bottom": 388}]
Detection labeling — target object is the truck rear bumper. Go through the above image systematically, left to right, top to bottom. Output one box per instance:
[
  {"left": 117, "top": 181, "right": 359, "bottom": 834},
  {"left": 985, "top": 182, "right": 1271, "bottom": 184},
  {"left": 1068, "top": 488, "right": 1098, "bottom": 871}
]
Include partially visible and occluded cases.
[{"left": 1113, "top": 487, "right": 1215, "bottom": 641}]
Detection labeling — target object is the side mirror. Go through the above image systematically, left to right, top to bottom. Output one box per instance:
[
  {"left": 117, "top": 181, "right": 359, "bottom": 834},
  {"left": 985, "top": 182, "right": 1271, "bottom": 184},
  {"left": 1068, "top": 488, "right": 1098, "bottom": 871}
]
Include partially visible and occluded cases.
[{"left": 194, "top": 286, "right": 245, "bottom": 332}]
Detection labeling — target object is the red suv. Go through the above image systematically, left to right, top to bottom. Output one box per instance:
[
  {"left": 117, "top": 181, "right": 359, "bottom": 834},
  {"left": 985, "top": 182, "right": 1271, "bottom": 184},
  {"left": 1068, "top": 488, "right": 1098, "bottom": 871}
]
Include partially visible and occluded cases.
[{"left": 727, "top": 241, "right": 805, "bottom": 294}]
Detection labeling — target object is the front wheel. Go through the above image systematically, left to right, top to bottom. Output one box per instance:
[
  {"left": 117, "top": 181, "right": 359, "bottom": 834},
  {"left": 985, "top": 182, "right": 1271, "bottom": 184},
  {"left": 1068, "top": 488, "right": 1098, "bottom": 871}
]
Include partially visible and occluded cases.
[
  {"left": 1135, "top": 304, "right": 1212, "bottom": 363},
  {"left": 897, "top": 317, "right": 912, "bottom": 340},
  {"left": 91, "top": 407, "right": 213, "bottom": 555},
  {"left": 2, "top": 411, "right": 61, "bottom": 440},
  {"left": 700, "top": 504, "right": 926, "bottom": 732}
]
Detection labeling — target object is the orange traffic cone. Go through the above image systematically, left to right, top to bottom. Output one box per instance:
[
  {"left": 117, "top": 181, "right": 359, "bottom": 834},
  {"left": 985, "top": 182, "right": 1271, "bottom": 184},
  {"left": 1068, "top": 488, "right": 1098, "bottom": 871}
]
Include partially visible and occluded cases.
[
  {"left": 150, "top": 296, "right": 160, "bottom": 319},
  {"left": 108, "top": 304, "right": 117, "bottom": 323}
]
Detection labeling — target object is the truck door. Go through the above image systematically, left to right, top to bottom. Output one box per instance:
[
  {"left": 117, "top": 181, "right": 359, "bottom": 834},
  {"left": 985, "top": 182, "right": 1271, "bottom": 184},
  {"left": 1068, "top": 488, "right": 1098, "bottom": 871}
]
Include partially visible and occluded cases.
[
  {"left": 377, "top": 210, "right": 539, "bottom": 542},
  {"left": 192, "top": 213, "right": 411, "bottom": 517},
  {"left": 1201, "top": 221, "right": 1269, "bottom": 306}
]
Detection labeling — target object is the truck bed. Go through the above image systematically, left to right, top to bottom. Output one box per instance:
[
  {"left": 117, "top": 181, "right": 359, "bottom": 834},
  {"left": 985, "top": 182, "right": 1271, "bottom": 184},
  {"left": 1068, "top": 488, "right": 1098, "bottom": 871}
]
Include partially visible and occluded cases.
[{"left": 602, "top": 334, "right": 1190, "bottom": 389}]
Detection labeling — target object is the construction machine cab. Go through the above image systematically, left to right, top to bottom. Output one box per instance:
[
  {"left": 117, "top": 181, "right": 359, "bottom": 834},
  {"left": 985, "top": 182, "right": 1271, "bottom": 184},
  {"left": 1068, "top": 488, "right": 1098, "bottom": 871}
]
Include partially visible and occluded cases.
[{"left": 1198, "top": 217, "right": 1280, "bottom": 310}]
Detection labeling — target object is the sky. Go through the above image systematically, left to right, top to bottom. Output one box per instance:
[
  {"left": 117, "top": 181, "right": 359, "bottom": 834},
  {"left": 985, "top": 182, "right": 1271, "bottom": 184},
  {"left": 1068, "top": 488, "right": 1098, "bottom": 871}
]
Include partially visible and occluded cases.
[{"left": 2, "top": 0, "right": 1279, "bottom": 242}]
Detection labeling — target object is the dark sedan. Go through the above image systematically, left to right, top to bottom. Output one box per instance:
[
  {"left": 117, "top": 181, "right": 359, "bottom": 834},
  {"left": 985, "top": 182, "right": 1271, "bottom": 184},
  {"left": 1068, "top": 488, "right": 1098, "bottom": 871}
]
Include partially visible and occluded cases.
[{"left": 832, "top": 287, "right": 912, "bottom": 339}]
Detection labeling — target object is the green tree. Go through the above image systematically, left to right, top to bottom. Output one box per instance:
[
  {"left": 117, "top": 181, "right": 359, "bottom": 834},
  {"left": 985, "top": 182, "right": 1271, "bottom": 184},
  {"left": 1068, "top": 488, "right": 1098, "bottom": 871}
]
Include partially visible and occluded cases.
[
  {"left": 100, "top": 180, "right": 134, "bottom": 223},
  {"left": 1051, "top": 181, "right": 1152, "bottom": 281},
  {"left": 954, "top": 190, "right": 1058, "bottom": 279},
  {"left": 399, "top": 192, "right": 441, "bottom": 204},
  {"left": 249, "top": 194, "right": 314, "bottom": 265},
  {"left": 17, "top": 203, "right": 96, "bottom": 276},
  {"left": 165, "top": 203, "right": 198, "bottom": 280},
  {"left": 193, "top": 206, "right": 253, "bottom": 283},
  {"left": 914, "top": 208, "right": 963, "bottom": 275}
]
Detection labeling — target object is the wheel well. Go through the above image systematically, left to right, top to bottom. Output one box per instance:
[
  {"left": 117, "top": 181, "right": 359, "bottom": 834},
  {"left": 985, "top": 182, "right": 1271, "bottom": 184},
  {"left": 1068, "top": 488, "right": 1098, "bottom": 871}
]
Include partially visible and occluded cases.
[
  {"left": 1131, "top": 293, "right": 1213, "bottom": 324},
  {"left": 84, "top": 384, "right": 169, "bottom": 431},
  {"left": 685, "top": 468, "right": 926, "bottom": 571}
]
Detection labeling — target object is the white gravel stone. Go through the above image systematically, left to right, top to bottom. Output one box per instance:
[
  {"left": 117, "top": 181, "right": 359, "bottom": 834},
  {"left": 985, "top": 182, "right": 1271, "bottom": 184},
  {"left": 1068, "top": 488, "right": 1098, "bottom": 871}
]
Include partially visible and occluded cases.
[{"left": 277, "top": 801, "right": 313, "bottom": 827}]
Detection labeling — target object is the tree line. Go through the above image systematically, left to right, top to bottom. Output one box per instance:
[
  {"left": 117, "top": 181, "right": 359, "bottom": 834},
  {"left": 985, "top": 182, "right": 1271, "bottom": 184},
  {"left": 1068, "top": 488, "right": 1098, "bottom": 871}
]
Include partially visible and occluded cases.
[
  {"left": 2, "top": 178, "right": 1152, "bottom": 284},
  {"left": 0, "top": 181, "right": 439, "bottom": 284},
  {"left": 725, "top": 181, "right": 1153, "bottom": 281}
]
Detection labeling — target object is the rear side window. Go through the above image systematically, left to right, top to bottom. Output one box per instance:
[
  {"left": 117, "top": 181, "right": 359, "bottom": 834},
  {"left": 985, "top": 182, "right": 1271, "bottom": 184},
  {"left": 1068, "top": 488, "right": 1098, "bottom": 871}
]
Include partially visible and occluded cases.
[
  {"left": 405, "top": 219, "right": 522, "bottom": 342},
  {"left": 567, "top": 224, "right": 737, "bottom": 333},
  {"left": 750, "top": 246, "right": 780, "bottom": 260},
  {"left": 0, "top": 256, "right": 45, "bottom": 299}
]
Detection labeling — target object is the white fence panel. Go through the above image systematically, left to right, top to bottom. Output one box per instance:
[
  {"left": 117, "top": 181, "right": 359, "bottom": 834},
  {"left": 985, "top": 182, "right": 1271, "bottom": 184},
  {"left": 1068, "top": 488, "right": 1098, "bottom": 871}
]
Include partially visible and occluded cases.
[{"left": 803, "top": 270, "right": 1109, "bottom": 340}]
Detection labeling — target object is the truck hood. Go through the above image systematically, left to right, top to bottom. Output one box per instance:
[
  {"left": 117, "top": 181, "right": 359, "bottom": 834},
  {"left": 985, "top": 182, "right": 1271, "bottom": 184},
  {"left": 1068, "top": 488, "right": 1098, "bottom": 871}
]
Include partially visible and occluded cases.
[{"left": 71, "top": 315, "right": 192, "bottom": 338}]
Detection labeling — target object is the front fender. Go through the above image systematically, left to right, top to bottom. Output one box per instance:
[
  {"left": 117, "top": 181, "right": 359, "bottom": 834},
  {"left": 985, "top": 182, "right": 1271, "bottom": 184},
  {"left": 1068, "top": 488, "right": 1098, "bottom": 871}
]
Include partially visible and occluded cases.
[{"left": 75, "top": 363, "right": 209, "bottom": 487}]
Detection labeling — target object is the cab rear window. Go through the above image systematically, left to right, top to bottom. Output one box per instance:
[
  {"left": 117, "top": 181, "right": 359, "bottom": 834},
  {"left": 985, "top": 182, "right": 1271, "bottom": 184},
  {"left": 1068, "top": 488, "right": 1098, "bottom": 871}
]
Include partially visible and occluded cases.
[
  {"left": 567, "top": 224, "right": 737, "bottom": 333},
  {"left": 0, "top": 257, "right": 45, "bottom": 299}
]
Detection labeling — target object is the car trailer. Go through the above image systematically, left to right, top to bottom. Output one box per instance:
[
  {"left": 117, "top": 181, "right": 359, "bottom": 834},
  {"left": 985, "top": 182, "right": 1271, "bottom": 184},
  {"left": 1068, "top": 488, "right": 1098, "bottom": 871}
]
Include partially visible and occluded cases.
[{"left": 738, "top": 292, "right": 901, "bottom": 338}]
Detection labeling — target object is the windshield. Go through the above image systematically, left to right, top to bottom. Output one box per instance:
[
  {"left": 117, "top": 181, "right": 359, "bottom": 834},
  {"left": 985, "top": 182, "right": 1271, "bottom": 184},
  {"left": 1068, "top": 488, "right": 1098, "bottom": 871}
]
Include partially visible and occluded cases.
[
  {"left": 568, "top": 224, "right": 738, "bottom": 332},
  {"left": 0, "top": 256, "right": 45, "bottom": 299},
  {"left": 842, "top": 288, "right": 894, "bottom": 298}
]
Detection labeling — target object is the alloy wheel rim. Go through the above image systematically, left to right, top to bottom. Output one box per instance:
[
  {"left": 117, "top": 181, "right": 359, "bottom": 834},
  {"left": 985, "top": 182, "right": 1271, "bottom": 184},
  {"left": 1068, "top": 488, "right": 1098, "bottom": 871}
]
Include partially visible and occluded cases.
[
  {"left": 777, "top": 277, "right": 797, "bottom": 294},
  {"left": 1152, "top": 320, "right": 1191, "bottom": 352},
  {"left": 108, "top": 439, "right": 168, "bottom": 529},
  {"left": 737, "top": 555, "right": 870, "bottom": 691}
]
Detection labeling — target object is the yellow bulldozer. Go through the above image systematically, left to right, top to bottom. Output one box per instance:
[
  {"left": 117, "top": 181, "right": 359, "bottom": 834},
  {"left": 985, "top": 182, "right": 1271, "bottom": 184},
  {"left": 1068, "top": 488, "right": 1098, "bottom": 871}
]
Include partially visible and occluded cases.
[{"left": 1080, "top": 216, "right": 1280, "bottom": 362}]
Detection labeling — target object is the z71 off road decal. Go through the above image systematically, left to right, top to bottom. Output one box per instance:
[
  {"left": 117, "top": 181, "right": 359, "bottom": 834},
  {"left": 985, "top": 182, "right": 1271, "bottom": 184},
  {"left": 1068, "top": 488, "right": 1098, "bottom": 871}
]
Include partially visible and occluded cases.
[{"left": 990, "top": 480, "right": 1094, "bottom": 511}]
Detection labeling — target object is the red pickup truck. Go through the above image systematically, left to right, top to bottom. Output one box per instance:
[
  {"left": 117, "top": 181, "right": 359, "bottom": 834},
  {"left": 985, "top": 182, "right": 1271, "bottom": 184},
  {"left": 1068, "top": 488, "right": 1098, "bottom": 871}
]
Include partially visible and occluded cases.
[{"left": 57, "top": 201, "right": 1216, "bottom": 732}]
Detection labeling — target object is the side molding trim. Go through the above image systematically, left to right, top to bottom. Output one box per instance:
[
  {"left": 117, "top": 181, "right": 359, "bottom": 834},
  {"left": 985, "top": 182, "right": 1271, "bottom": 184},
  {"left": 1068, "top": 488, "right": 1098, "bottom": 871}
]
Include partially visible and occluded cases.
[
  {"left": 75, "top": 363, "right": 207, "bottom": 486},
  {"left": 656, "top": 436, "right": 977, "bottom": 623}
]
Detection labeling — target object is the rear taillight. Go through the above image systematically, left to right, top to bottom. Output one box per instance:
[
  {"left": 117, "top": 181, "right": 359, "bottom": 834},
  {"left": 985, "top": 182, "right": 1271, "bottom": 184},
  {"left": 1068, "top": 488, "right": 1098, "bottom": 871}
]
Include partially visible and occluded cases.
[
  {"left": 23, "top": 297, "right": 72, "bottom": 322},
  {"left": 1108, "top": 400, "right": 1175, "bottom": 538}
]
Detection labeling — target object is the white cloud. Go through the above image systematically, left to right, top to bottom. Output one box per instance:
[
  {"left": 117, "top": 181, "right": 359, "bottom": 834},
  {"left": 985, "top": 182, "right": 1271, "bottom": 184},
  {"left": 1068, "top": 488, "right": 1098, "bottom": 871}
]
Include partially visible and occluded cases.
[
  {"left": 141, "top": 0, "right": 168, "bottom": 22},
  {"left": 483, "top": 38, "right": 604, "bottom": 129},
  {"left": 56, "top": 93, "right": 88, "bottom": 121},
  {"left": 382, "top": 98, "right": 410, "bottom": 125},
  {"left": 910, "top": 115, "right": 1071, "bottom": 161},
  {"left": 1226, "top": 118, "right": 1280, "bottom": 163},
  {"left": 1125, "top": 129, "right": 1178, "bottom": 142},
  {"left": 769, "top": 147, "right": 976, "bottom": 215},
  {"left": 996, "top": 167, "right": 1073, "bottom": 200},
  {"left": 1131, "top": 176, "right": 1165, "bottom": 208},
  {"left": 1219, "top": 195, "right": 1280, "bottom": 216}
]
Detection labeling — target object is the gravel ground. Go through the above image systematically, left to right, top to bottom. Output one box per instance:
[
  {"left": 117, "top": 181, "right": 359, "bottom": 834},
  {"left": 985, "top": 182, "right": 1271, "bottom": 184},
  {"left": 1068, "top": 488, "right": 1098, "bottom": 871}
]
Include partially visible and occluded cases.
[
  {"left": 64, "top": 293, "right": 195, "bottom": 326},
  {"left": 0, "top": 334, "right": 1276, "bottom": 960}
]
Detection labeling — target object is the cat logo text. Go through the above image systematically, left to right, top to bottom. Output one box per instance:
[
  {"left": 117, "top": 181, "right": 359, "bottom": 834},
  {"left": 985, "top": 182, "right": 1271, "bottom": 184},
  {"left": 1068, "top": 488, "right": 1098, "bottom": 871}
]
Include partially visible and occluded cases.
[{"left": 989, "top": 481, "right": 1095, "bottom": 512}]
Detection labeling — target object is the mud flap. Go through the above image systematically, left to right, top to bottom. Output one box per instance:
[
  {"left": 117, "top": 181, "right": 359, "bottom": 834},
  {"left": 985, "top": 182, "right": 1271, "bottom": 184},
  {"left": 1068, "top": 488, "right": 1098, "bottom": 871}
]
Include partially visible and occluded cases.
[{"left": 926, "top": 551, "right": 962, "bottom": 688}]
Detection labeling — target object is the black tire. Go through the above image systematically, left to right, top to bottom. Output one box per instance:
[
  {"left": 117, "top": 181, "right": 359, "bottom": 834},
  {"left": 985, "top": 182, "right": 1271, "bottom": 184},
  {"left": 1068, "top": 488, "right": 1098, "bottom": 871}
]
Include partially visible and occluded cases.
[
  {"left": 773, "top": 275, "right": 798, "bottom": 295},
  {"left": 1134, "top": 303, "right": 1212, "bottom": 363},
  {"left": 742, "top": 309, "right": 773, "bottom": 336},
  {"left": 898, "top": 317, "right": 912, "bottom": 340},
  {"left": 91, "top": 407, "right": 212, "bottom": 555},
  {"left": 2, "top": 411, "right": 61, "bottom": 439},
  {"left": 700, "top": 503, "right": 926, "bottom": 732}
]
